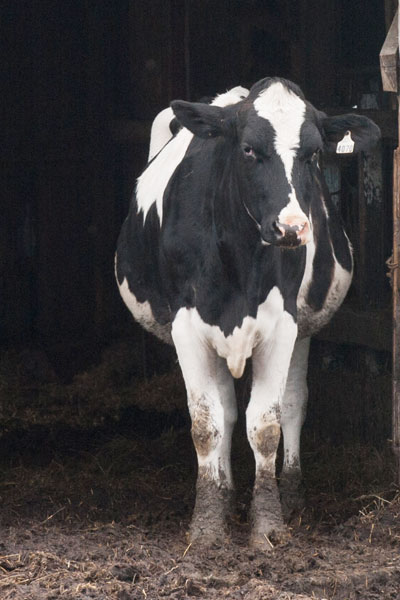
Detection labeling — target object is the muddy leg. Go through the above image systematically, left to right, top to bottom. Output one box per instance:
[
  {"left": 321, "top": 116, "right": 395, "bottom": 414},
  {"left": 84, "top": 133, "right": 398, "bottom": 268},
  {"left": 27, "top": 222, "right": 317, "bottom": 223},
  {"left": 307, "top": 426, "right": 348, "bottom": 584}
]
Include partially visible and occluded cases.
[
  {"left": 172, "top": 310, "right": 237, "bottom": 546},
  {"left": 246, "top": 314, "right": 298, "bottom": 548},
  {"left": 280, "top": 337, "right": 310, "bottom": 518}
]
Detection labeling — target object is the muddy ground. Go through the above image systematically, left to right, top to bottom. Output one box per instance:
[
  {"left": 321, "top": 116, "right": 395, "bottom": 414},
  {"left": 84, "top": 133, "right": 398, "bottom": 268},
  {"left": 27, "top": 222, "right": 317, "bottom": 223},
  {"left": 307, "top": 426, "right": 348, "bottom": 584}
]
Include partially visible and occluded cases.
[{"left": 0, "top": 341, "right": 399, "bottom": 599}]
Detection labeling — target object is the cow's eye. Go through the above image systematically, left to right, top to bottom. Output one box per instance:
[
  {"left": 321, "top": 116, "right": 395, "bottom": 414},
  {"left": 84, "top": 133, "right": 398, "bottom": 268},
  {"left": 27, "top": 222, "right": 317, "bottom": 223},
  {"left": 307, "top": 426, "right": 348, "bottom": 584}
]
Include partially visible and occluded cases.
[{"left": 243, "top": 145, "right": 256, "bottom": 159}]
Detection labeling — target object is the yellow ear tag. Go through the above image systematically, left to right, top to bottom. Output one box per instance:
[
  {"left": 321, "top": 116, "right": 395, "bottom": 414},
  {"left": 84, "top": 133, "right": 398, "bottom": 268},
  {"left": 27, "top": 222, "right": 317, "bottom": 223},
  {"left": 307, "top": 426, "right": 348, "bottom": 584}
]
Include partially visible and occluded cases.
[{"left": 336, "top": 130, "right": 355, "bottom": 154}]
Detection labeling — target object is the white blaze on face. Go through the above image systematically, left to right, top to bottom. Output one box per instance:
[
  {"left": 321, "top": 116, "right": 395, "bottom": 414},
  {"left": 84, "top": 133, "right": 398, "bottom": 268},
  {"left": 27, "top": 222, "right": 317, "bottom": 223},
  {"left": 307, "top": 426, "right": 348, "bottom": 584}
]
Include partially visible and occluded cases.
[{"left": 253, "top": 82, "right": 308, "bottom": 225}]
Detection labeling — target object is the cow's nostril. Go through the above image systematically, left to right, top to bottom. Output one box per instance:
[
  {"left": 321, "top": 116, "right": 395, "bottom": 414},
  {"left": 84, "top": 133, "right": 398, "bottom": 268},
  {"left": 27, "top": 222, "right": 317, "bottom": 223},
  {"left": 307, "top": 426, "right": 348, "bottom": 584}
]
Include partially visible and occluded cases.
[
  {"left": 273, "top": 220, "right": 309, "bottom": 247},
  {"left": 273, "top": 221, "right": 286, "bottom": 237},
  {"left": 274, "top": 221, "right": 301, "bottom": 236}
]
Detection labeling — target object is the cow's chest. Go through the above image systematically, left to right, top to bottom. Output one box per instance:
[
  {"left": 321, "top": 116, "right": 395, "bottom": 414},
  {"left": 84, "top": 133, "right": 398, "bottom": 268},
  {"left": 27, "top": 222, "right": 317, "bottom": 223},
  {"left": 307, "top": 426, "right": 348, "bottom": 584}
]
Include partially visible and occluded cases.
[{"left": 179, "top": 286, "right": 295, "bottom": 379}]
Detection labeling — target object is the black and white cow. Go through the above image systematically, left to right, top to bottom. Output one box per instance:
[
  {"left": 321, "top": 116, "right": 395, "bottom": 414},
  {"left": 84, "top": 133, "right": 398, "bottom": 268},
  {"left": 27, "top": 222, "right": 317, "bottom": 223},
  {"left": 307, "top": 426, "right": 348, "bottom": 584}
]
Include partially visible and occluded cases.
[{"left": 115, "top": 77, "right": 380, "bottom": 548}]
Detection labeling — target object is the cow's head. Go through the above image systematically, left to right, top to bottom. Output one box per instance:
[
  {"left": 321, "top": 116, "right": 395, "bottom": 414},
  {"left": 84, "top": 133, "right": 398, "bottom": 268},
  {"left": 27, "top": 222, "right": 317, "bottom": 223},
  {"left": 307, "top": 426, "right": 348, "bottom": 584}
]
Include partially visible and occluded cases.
[{"left": 171, "top": 78, "right": 380, "bottom": 249}]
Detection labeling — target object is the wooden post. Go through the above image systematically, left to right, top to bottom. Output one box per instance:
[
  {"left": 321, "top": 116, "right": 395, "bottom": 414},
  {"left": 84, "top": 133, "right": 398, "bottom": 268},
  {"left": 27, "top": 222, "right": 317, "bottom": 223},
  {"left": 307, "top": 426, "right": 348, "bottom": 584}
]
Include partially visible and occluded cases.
[
  {"left": 380, "top": 6, "right": 400, "bottom": 485},
  {"left": 380, "top": 9, "right": 399, "bottom": 92},
  {"left": 393, "top": 148, "right": 400, "bottom": 485}
]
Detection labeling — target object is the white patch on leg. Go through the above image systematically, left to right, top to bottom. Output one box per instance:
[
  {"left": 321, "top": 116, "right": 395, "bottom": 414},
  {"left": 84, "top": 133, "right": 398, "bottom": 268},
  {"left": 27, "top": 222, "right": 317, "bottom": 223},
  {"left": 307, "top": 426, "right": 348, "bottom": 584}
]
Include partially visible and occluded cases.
[
  {"left": 171, "top": 285, "right": 294, "bottom": 485},
  {"left": 172, "top": 312, "right": 237, "bottom": 487},
  {"left": 246, "top": 312, "right": 298, "bottom": 473},
  {"left": 280, "top": 337, "right": 310, "bottom": 471}
]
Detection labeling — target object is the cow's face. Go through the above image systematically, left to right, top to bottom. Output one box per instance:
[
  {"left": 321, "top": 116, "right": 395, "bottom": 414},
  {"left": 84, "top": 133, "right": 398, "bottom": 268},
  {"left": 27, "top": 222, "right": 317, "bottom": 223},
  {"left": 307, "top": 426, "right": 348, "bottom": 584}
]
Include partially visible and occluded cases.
[
  {"left": 171, "top": 78, "right": 380, "bottom": 249},
  {"left": 235, "top": 81, "right": 316, "bottom": 248}
]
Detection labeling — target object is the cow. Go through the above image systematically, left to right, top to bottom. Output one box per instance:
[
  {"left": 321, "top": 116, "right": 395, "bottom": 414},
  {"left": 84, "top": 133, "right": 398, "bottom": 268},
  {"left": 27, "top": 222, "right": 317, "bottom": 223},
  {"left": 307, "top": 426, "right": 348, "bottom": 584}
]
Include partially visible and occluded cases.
[
  {"left": 115, "top": 77, "right": 380, "bottom": 548},
  {"left": 147, "top": 86, "right": 249, "bottom": 161}
]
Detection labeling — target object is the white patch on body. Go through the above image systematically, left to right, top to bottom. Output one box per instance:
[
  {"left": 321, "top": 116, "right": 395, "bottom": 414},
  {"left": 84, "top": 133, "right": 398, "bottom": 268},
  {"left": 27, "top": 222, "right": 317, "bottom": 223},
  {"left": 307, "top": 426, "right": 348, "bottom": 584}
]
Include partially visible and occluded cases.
[
  {"left": 254, "top": 82, "right": 309, "bottom": 227},
  {"left": 211, "top": 85, "right": 249, "bottom": 107},
  {"left": 137, "top": 86, "right": 249, "bottom": 224},
  {"left": 148, "top": 106, "right": 174, "bottom": 161},
  {"left": 137, "top": 127, "right": 194, "bottom": 224},
  {"left": 297, "top": 200, "right": 353, "bottom": 337},
  {"left": 301, "top": 256, "right": 352, "bottom": 333},
  {"left": 117, "top": 277, "right": 172, "bottom": 344},
  {"left": 178, "top": 286, "right": 289, "bottom": 380}
]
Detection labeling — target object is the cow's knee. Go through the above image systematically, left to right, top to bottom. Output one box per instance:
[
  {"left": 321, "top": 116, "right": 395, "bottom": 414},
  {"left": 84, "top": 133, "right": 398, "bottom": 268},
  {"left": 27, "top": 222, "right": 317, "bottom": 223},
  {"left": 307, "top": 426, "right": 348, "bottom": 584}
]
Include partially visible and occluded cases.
[
  {"left": 190, "top": 394, "right": 223, "bottom": 459},
  {"left": 247, "top": 406, "right": 281, "bottom": 474},
  {"left": 255, "top": 421, "right": 281, "bottom": 475}
]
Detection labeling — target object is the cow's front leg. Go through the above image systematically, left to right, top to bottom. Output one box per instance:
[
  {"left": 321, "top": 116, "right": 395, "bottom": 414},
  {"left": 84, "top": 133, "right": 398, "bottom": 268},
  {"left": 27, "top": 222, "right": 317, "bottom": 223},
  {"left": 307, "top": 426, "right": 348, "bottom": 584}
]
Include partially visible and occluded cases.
[
  {"left": 172, "top": 310, "right": 237, "bottom": 547},
  {"left": 246, "top": 314, "right": 297, "bottom": 548},
  {"left": 280, "top": 337, "right": 310, "bottom": 518}
]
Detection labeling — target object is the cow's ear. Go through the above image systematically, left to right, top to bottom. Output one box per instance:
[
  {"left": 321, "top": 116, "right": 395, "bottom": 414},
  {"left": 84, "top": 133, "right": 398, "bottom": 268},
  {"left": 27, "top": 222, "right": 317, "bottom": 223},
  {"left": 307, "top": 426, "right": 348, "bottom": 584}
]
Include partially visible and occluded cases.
[
  {"left": 170, "top": 100, "right": 226, "bottom": 138},
  {"left": 321, "top": 114, "right": 381, "bottom": 154}
]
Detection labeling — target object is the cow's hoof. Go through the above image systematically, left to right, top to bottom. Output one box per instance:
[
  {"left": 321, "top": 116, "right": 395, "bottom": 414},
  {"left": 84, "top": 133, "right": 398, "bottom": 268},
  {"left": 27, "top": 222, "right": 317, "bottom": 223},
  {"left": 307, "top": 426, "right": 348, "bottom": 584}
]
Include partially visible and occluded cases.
[
  {"left": 279, "top": 472, "right": 305, "bottom": 520},
  {"left": 188, "top": 476, "right": 232, "bottom": 550},
  {"left": 188, "top": 524, "right": 228, "bottom": 550},
  {"left": 249, "top": 524, "right": 289, "bottom": 550}
]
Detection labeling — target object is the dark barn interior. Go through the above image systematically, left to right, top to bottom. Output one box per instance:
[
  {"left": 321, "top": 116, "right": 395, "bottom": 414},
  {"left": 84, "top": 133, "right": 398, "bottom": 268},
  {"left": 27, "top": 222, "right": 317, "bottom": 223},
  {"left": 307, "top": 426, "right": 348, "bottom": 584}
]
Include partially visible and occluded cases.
[
  {"left": 1, "top": 0, "right": 395, "bottom": 373},
  {"left": 1, "top": 2, "right": 400, "bottom": 599}
]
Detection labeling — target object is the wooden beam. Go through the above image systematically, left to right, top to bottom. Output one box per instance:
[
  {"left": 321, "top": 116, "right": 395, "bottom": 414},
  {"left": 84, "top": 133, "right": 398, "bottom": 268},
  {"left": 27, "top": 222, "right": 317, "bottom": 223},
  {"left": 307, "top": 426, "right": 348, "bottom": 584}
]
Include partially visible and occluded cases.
[
  {"left": 385, "top": 0, "right": 398, "bottom": 31},
  {"left": 380, "top": 9, "right": 399, "bottom": 92},
  {"left": 392, "top": 147, "right": 400, "bottom": 485}
]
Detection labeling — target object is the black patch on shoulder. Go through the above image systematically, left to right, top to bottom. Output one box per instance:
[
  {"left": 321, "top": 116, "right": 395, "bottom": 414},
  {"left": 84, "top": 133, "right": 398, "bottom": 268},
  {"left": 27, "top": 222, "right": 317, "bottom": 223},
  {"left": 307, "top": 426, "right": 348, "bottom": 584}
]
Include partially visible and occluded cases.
[
  {"left": 319, "top": 178, "right": 353, "bottom": 272},
  {"left": 306, "top": 189, "right": 335, "bottom": 311}
]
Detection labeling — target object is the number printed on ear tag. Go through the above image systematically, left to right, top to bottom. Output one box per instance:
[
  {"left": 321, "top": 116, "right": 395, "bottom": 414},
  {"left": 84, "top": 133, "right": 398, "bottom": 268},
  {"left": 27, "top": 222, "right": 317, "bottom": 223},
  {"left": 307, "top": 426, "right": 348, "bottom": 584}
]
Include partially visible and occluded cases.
[{"left": 336, "top": 131, "right": 355, "bottom": 154}]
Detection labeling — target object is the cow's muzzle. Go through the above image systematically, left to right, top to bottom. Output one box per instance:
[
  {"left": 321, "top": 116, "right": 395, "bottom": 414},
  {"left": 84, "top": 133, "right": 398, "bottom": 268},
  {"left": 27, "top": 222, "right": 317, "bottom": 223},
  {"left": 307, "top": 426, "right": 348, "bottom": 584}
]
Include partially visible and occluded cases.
[
  {"left": 243, "top": 200, "right": 311, "bottom": 248},
  {"left": 272, "top": 218, "right": 311, "bottom": 247}
]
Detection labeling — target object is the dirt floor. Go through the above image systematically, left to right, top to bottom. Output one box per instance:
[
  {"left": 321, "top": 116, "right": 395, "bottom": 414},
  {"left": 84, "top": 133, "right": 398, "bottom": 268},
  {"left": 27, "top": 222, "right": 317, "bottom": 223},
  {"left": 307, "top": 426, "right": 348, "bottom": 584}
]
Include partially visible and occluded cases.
[{"left": 0, "top": 342, "right": 399, "bottom": 599}]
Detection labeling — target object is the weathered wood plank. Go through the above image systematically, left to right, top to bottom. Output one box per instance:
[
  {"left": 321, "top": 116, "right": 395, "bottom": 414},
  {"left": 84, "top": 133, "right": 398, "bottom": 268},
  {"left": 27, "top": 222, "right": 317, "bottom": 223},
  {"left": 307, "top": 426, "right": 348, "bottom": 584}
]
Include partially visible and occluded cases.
[
  {"left": 380, "top": 9, "right": 399, "bottom": 92},
  {"left": 392, "top": 146, "right": 400, "bottom": 485}
]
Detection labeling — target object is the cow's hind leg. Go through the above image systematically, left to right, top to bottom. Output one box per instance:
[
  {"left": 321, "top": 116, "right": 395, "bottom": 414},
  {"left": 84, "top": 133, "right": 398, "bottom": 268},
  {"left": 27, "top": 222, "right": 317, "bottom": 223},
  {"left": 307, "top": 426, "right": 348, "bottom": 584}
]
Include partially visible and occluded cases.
[
  {"left": 172, "top": 311, "right": 237, "bottom": 547},
  {"left": 246, "top": 314, "right": 298, "bottom": 548},
  {"left": 280, "top": 337, "right": 310, "bottom": 518}
]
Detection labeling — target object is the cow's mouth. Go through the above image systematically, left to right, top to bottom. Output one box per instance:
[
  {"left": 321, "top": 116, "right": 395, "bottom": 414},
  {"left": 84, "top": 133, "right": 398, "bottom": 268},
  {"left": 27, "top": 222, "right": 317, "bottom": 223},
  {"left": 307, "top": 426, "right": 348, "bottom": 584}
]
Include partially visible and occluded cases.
[
  {"left": 243, "top": 200, "right": 310, "bottom": 248},
  {"left": 272, "top": 220, "right": 310, "bottom": 248}
]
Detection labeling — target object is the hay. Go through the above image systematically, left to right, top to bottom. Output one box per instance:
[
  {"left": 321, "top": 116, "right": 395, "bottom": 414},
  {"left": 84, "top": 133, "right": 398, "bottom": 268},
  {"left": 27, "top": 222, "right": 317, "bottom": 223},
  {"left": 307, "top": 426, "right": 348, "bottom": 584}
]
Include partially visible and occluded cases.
[{"left": 0, "top": 345, "right": 186, "bottom": 433}]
